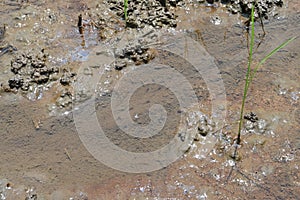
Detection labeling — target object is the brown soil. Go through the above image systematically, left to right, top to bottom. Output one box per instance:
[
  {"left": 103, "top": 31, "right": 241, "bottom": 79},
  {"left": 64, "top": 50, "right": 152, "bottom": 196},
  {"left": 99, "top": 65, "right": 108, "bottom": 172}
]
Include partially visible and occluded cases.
[{"left": 0, "top": 0, "right": 299, "bottom": 199}]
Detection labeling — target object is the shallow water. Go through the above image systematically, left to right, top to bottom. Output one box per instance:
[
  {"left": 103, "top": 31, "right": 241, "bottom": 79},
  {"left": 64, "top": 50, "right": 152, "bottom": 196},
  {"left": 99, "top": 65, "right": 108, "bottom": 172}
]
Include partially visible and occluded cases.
[{"left": 0, "top": 0, "right": 299, "bottom": 199}]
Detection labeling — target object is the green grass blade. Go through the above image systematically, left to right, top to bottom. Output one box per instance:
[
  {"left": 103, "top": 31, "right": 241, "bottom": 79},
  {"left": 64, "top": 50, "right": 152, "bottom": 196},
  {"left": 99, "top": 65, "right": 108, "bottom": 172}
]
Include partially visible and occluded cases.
[
  {"left": 124, "top": 0, "right": 128, "bottom": 21},
  {"left": 235, "top": 0, "right": 295, "bottom": 155},
  {"left": 245, "top": 3, "right": 256, "bottom": 94},
  {"left": 236, "top": 4, "right": 255, "bottom": 145},
  {"left": 250, "top": 36, "right": 296, "bottom": 82}
]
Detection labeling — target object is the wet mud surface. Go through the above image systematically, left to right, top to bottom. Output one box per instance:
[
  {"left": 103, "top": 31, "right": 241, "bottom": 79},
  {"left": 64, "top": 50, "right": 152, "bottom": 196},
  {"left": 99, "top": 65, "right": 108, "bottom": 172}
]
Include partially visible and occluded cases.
[{"left": 0, "top": 0, "right": 299, "bottom": 199}]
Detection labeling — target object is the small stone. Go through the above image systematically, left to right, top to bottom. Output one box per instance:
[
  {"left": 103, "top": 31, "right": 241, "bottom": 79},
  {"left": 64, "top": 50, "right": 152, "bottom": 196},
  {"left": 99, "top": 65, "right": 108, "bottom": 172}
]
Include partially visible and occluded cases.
[
  {"left": 210, "top": 15, "right": 222, "bottom": 25},
  {"left": 126, "top": 19, "right": 138, "bottom": 28},
  {"left": 115, "top": 60, "right": 127, "bottom": 70},
  {"left": 59, "top": 70, "right": 76, "bottom": 86},
  {"left": 8, "top": 76, "right": 24, "bottom": 89},
  {"left": 21, "top": 81, "right": 30, "bottom": 91},
  {"left": 244, "top": 112, "right": 258, "bottom": 123},
  {"left": 198, "top": 126, "right": 209, "bottom": 136}
]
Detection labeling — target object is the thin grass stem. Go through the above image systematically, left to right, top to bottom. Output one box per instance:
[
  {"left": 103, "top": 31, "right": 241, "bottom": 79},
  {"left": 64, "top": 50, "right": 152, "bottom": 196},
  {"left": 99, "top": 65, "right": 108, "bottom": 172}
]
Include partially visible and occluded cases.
[
  {"left": 124, "top": 0, "right": 128, "bottom": 22},
  {"left": 236, "top": 2, "right": 295, "bottom": 148},
  {"left": 236, "top": 4, "right": 255, "bottom": 145}
]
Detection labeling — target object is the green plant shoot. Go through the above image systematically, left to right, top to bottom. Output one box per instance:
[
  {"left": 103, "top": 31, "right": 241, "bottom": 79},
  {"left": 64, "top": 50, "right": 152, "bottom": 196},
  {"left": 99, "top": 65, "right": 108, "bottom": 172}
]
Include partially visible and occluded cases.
[
  {"left": 124, "top": 0, "right": 128, "bottom": 22},
  {"left": 236, "top": 3, "right": 295, "bottom": 146}
]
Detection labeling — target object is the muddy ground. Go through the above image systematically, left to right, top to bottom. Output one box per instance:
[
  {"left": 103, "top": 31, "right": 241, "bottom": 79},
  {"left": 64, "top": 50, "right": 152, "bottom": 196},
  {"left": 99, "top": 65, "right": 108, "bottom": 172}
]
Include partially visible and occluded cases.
[{"left": 0, "top": 0, "right": 299, "bottom": 199}]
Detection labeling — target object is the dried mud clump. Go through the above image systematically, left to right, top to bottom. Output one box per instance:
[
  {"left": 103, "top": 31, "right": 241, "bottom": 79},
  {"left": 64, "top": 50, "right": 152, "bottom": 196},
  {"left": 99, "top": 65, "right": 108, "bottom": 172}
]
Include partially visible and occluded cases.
[
  {"left": 106, "top": 0, "right": 183, "bottom": 29},
  {"left": 225, "top": 0, "right": 284, "bottom": 19},
  {"left": 113, "top": 30, "right": 160, "bottom": 70},
  {"left": 114, "top": 44, "right": 158, "bottom": 70},
  {"left": 6, "top": 50, "right": 76, "bottom": 102},
  {"left": 9, "top": 50, "right": 59, "bottom": 91},
  {"left": 243, "top": 112, "right": 269, "bottom": 134}
]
